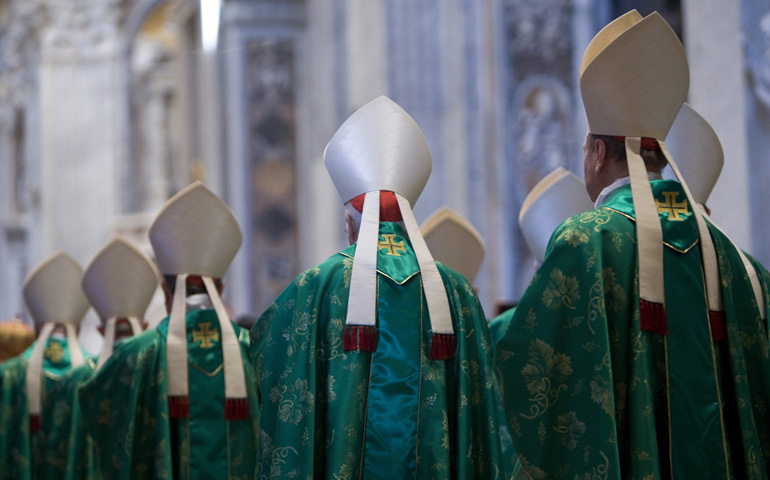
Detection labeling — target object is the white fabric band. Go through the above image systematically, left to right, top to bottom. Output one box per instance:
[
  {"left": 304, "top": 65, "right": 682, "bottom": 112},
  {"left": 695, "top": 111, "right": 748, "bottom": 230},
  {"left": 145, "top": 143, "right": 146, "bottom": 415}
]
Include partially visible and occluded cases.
[
  {"left": 626, "top": 137, "right": 665, "bottom": 305},
  {"left": 659, "top": 140, "right": 723, "bottom": 313},
  {"left": 345, "top": 191, "right": 380, "bottom": 328},
  {"left": 395, "top": 193, "right": 454, "bottom": 335},
  {"left": 166, "top": 274, "right": 190, "bottom": 397},
  {"left": 202, "top": 276, "right": 246, "bottom": 399},
  {"left": 96, "top": 317, "right": 117, "bottom": 371},
  {"left": 26, "top": 322, "right": 55, "bottom": 416},
  {"left": 65, "top": 323, "right": 84, "bottom": 368}
]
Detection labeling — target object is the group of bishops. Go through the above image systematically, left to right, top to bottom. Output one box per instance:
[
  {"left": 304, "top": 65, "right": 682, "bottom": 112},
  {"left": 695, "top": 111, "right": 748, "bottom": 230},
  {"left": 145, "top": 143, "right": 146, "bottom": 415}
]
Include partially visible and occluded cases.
[{"left": 2, "top": 9, "right": 770, "bottom": 479}]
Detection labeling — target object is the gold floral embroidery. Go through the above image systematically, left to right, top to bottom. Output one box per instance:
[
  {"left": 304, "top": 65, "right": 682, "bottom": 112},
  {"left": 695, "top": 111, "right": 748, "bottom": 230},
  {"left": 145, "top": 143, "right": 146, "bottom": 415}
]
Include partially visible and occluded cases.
[
  {"left": 559, "top": 225, "right": 590, "bottom": 248},
  {"left": 542, "top": 269, "right": 580, "bottom": 310},
  {"left": 521, "top": 339, "right": 572, "bottom": 419},
  {"left": 590, "top": 375, "right": 613, "bottom": 416},
  {"left": 269, "top": 379, "right": 314, "bottom": 425},
  {"left": 553, "top": 411, "right": 586, "bottom": 450}
]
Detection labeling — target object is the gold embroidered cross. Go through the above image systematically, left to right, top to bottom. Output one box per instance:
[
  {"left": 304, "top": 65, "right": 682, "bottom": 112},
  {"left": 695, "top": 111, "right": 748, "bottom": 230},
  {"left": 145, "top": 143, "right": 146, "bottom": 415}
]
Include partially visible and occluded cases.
[
  {"left": 655, "top": 191, "right": 689, "bottom": 221},
  {"left": 378, "top": 234, "right": 406, "bottom": 256},
  {"left": 192, "top": 322, "right": 219, "bottom": 348},
  {"left": 45, "top": 342, "right": 66, "bottom": 362}
]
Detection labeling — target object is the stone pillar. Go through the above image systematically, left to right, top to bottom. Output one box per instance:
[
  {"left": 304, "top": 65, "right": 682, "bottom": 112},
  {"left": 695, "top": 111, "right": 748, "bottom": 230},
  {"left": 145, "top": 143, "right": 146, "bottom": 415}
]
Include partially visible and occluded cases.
[
  {"left": 39, "top": 0, "right": 123, "bottom": 352},
  {"left": 682, "top": 0, "right": 752, "bottom": 250}
]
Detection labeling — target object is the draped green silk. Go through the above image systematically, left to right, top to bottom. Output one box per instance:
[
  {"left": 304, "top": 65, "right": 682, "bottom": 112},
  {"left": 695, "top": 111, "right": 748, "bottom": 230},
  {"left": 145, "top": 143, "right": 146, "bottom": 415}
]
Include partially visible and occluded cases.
[
  {"left": 496, "top": 180, "right": 770, "bottom": 479},
  {"left": 252, "top": 222, "right": 503, "bottom": 479},
  {"left": 78, "top": 309, "right": 259, "bottom": 480},
  {"left": 0, "top": 337, "right": 85, "bottom": 480}
]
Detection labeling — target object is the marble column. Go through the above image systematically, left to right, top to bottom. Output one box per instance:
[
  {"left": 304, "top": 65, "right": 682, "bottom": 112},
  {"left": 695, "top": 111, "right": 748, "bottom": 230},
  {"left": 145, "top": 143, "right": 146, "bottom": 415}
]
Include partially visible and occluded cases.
[
  {"left": 39, "top": 0, "right": 123, "bottom": 352},
  {"left": 682, "top": 0, "right": 752, "bottom": 251}
]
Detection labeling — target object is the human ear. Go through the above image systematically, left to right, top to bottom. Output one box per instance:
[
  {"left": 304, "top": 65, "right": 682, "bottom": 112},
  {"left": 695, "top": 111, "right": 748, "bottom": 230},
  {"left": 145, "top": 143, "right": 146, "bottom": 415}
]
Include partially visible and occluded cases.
[{"left": 593, "top": 138, "right": 607, "bottom": 173}]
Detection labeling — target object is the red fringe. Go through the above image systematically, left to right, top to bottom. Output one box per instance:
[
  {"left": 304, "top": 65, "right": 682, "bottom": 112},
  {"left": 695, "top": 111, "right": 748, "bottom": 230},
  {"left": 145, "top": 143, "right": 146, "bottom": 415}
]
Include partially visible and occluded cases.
[
  {"left": 640, "top": 299, "right": 667, "bottom": 335},
  {"left": 709, "top": 310, "right": 727, "bottom": 341},
  {"left": 343, "top": 325, "right": 377, "bottom": 352},
  {"left": 343, "top": 325, "right": 356, "bottom": 351},
  {"left": 360, "top": 326, "right": 377, "bottom": 352},
  {"left": 430, "top": 333, "right": 455, "bottom": 360},
  {"left": 168, "top": 396, "right": 189, "bottom": 419},
  {"left": 225, "top": 398, "right": 250, "bottom": 420},
  {"left": 29, "top": 415, "right": 40, "bottom": 433}
]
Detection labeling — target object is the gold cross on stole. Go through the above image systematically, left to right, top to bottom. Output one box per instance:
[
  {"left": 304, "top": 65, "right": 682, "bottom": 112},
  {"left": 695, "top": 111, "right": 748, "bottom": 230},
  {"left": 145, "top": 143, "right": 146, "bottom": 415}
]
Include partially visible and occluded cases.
[
  {"left": 655, "top": 191, "right": 689, "bottom": 221},
  {"left": 378, "top": 234, "right": 406, "bottom": 256},
  {"left": 192, "top": 322, "right": 219, "bottom": 348},
  {"left": 45, "top": 342, "right": 66, "bottom": 362}
]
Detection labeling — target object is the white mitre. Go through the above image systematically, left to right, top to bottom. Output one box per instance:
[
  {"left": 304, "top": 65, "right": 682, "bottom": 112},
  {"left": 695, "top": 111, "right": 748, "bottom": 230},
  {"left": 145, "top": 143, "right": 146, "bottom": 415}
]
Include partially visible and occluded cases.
[
  {"left": 580, "top": 10, "right": 724, "bottom": 335},
  {"left": 324, "top": 96, "right": 454, "bottom": 360},
  {"left": 663, "top": 103, "right": 723, "bottom": 205},
  {"left": 519, "top": 167, "right": 594, "bottom": 263},
  {"left": 148, "top": 181, "right": 248, "bottom": 420},
  {"left": 421, "top": 207, "right": 486, "bottom": 283},
  {"left": 82, "top": 236, "right": 159, "bottom": 369},
  {"left": 23, "top": 251, "right": 90, "bottom": 427},
  {"left": 24, "top": 251, "right": 90, "bottom": 326}
]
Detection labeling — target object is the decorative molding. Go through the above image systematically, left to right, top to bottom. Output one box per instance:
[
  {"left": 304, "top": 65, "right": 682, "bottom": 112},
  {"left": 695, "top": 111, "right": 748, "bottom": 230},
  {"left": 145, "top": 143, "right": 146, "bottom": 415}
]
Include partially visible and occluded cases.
[
  {"left": 41, "top": 0, "right": 121, "bottom": 61},
  {"left": 244, "top": 38, "right": 299, "bottom": 313}
]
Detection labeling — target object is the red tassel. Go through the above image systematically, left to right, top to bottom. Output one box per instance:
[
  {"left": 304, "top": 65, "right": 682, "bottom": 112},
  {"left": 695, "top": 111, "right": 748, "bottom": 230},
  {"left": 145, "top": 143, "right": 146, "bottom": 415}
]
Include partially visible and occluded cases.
[
  {"left": 640, "top": 300, "right": 667, "bottom": 335},
  {"left": 709, "top": 311, "right": 727, "bottom": 341},
  {"left": 343, "top": 325, "right": 356, "bottom": 351},
  {"left": 343, "top": 325, "right": 377, "bottom": 352},
  {"left": 360, "top": 326, "right": 377, "bottom": 352},
  {"left": 430, "top": 334, "right": 455, "bottom": 360},
  {"left": 168, "top": 396, "right": 189, "bottom": 419},
  {"left": 225, "top": 398, "right": 250, "bottom": 420},
  {"left": 30, "top": 415, "right": 40, "bottom": 433}
]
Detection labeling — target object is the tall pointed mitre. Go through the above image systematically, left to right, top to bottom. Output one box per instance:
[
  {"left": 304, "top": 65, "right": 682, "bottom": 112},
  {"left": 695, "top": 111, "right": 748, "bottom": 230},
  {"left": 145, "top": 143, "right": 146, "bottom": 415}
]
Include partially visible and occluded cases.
[
  {"left": 580, "top": 10, "right": 723, "bottom": 335},
  {"left": 324, "top": 95, "right": 454, "bottom": 359},
  {"left": 664, "top": 103, "right": 723, "bottom": 205},
  {"left": 666, "top": 103, "right": 765, "bottom": 321},
  {"left": 519, "top": 167, "right": 594, "bottom": 263},
  {"left": 148, "top": 181, "right": 248, "bottom": 420},
  {"left": 421, "top": 206, "right": 486, "bottom": 283},
  {"left": 82, "top": 236, "right": 159, "bottom": 370},
  {"left": 23, "top": 251, "right": 90, "bottom": 430}
]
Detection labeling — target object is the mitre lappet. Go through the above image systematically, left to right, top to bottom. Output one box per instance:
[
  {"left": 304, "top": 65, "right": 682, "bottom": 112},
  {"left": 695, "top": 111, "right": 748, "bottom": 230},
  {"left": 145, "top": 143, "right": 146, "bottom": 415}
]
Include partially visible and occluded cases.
[
  {"left": 580, "top": 10, "right": 723, "bottom": 335},
  {"left": 324, "top": 95, "right": 455, "bottom": 359},
  {"left": 666, "top": 103, "right": 766, "bottom": 321},
  {"left": 519, "top": 167, "right": 595, "bottom": 263},
  {"left": 149, "top": 181, "right": 248, "bottom": 419},
  {"left": 421, "top": 206, "right": 486, "bottom": 284},
  {"left": 81, "top": 236, "right": 159, "bottom": 370},
  {"left": 23, "top": 251, "right": 90, "bottom": 431}
]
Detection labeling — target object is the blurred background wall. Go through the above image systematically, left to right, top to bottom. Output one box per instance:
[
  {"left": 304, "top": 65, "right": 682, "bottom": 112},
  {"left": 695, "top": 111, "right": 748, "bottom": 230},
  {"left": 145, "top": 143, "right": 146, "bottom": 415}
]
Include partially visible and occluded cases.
[{"left": 0, "top": 0, "right": 763, "bottom": 353}]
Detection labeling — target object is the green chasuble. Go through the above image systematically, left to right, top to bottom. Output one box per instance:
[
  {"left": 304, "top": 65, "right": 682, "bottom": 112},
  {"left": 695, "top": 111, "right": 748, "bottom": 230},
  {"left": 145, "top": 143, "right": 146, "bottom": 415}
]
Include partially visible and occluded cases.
[
  {"left": 496, "top": 179, "right": 770, "bottom": 479},
  {"left": 252, "top": 222, "right": 503, "bottom": 479},
  {"left": 78, "top": 308, "right": 260, "bottom": 480},
  {"left": 488, "top": 308, "right": 517, "bottom": 479},
  {"left": 0, "top": 336, "right": 86, "bottom": 480},
  {"left": 44, "top": 360, "right": 97, "bottom": 480}
]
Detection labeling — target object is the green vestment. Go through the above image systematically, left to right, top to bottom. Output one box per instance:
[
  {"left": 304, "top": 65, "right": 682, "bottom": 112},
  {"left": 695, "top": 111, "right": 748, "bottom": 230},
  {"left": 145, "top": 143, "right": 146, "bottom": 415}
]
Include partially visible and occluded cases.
[
  {"left": 496, "top": 180, "right": 770, "bottom": 479},
  {"left": 251, "top": 222, "right": 504, "bottom": 479},
  {"left": 78, "top": 308, "right": 259, "bottom": 480},
  {"left": 489, "top": 308, "right": 517, "bottom": 479},
  {"left": 0, "top": 337, "right": 85, "bottom": 480},
  {"left": 44, "top": 360, "right": 97, "bottom": 480}
]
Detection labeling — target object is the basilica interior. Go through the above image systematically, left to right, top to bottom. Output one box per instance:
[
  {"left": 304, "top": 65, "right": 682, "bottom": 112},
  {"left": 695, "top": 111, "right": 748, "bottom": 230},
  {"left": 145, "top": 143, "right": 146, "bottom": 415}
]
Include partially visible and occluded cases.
[{"left": 0, "top": 0, "right": 766, "bottom": 353}]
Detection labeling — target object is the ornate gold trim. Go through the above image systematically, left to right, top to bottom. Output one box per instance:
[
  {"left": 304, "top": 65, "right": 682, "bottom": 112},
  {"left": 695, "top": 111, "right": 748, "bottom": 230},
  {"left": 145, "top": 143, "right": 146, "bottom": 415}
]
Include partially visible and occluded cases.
[
  {"left": 604, "top": 207, "right": 699, "bottom": 253},
  {"left": 339, "top": 251, "right": 421, "bottom": 285},
  {"left": 189, "top": 361, "right": 223, "bottom": 377}
]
